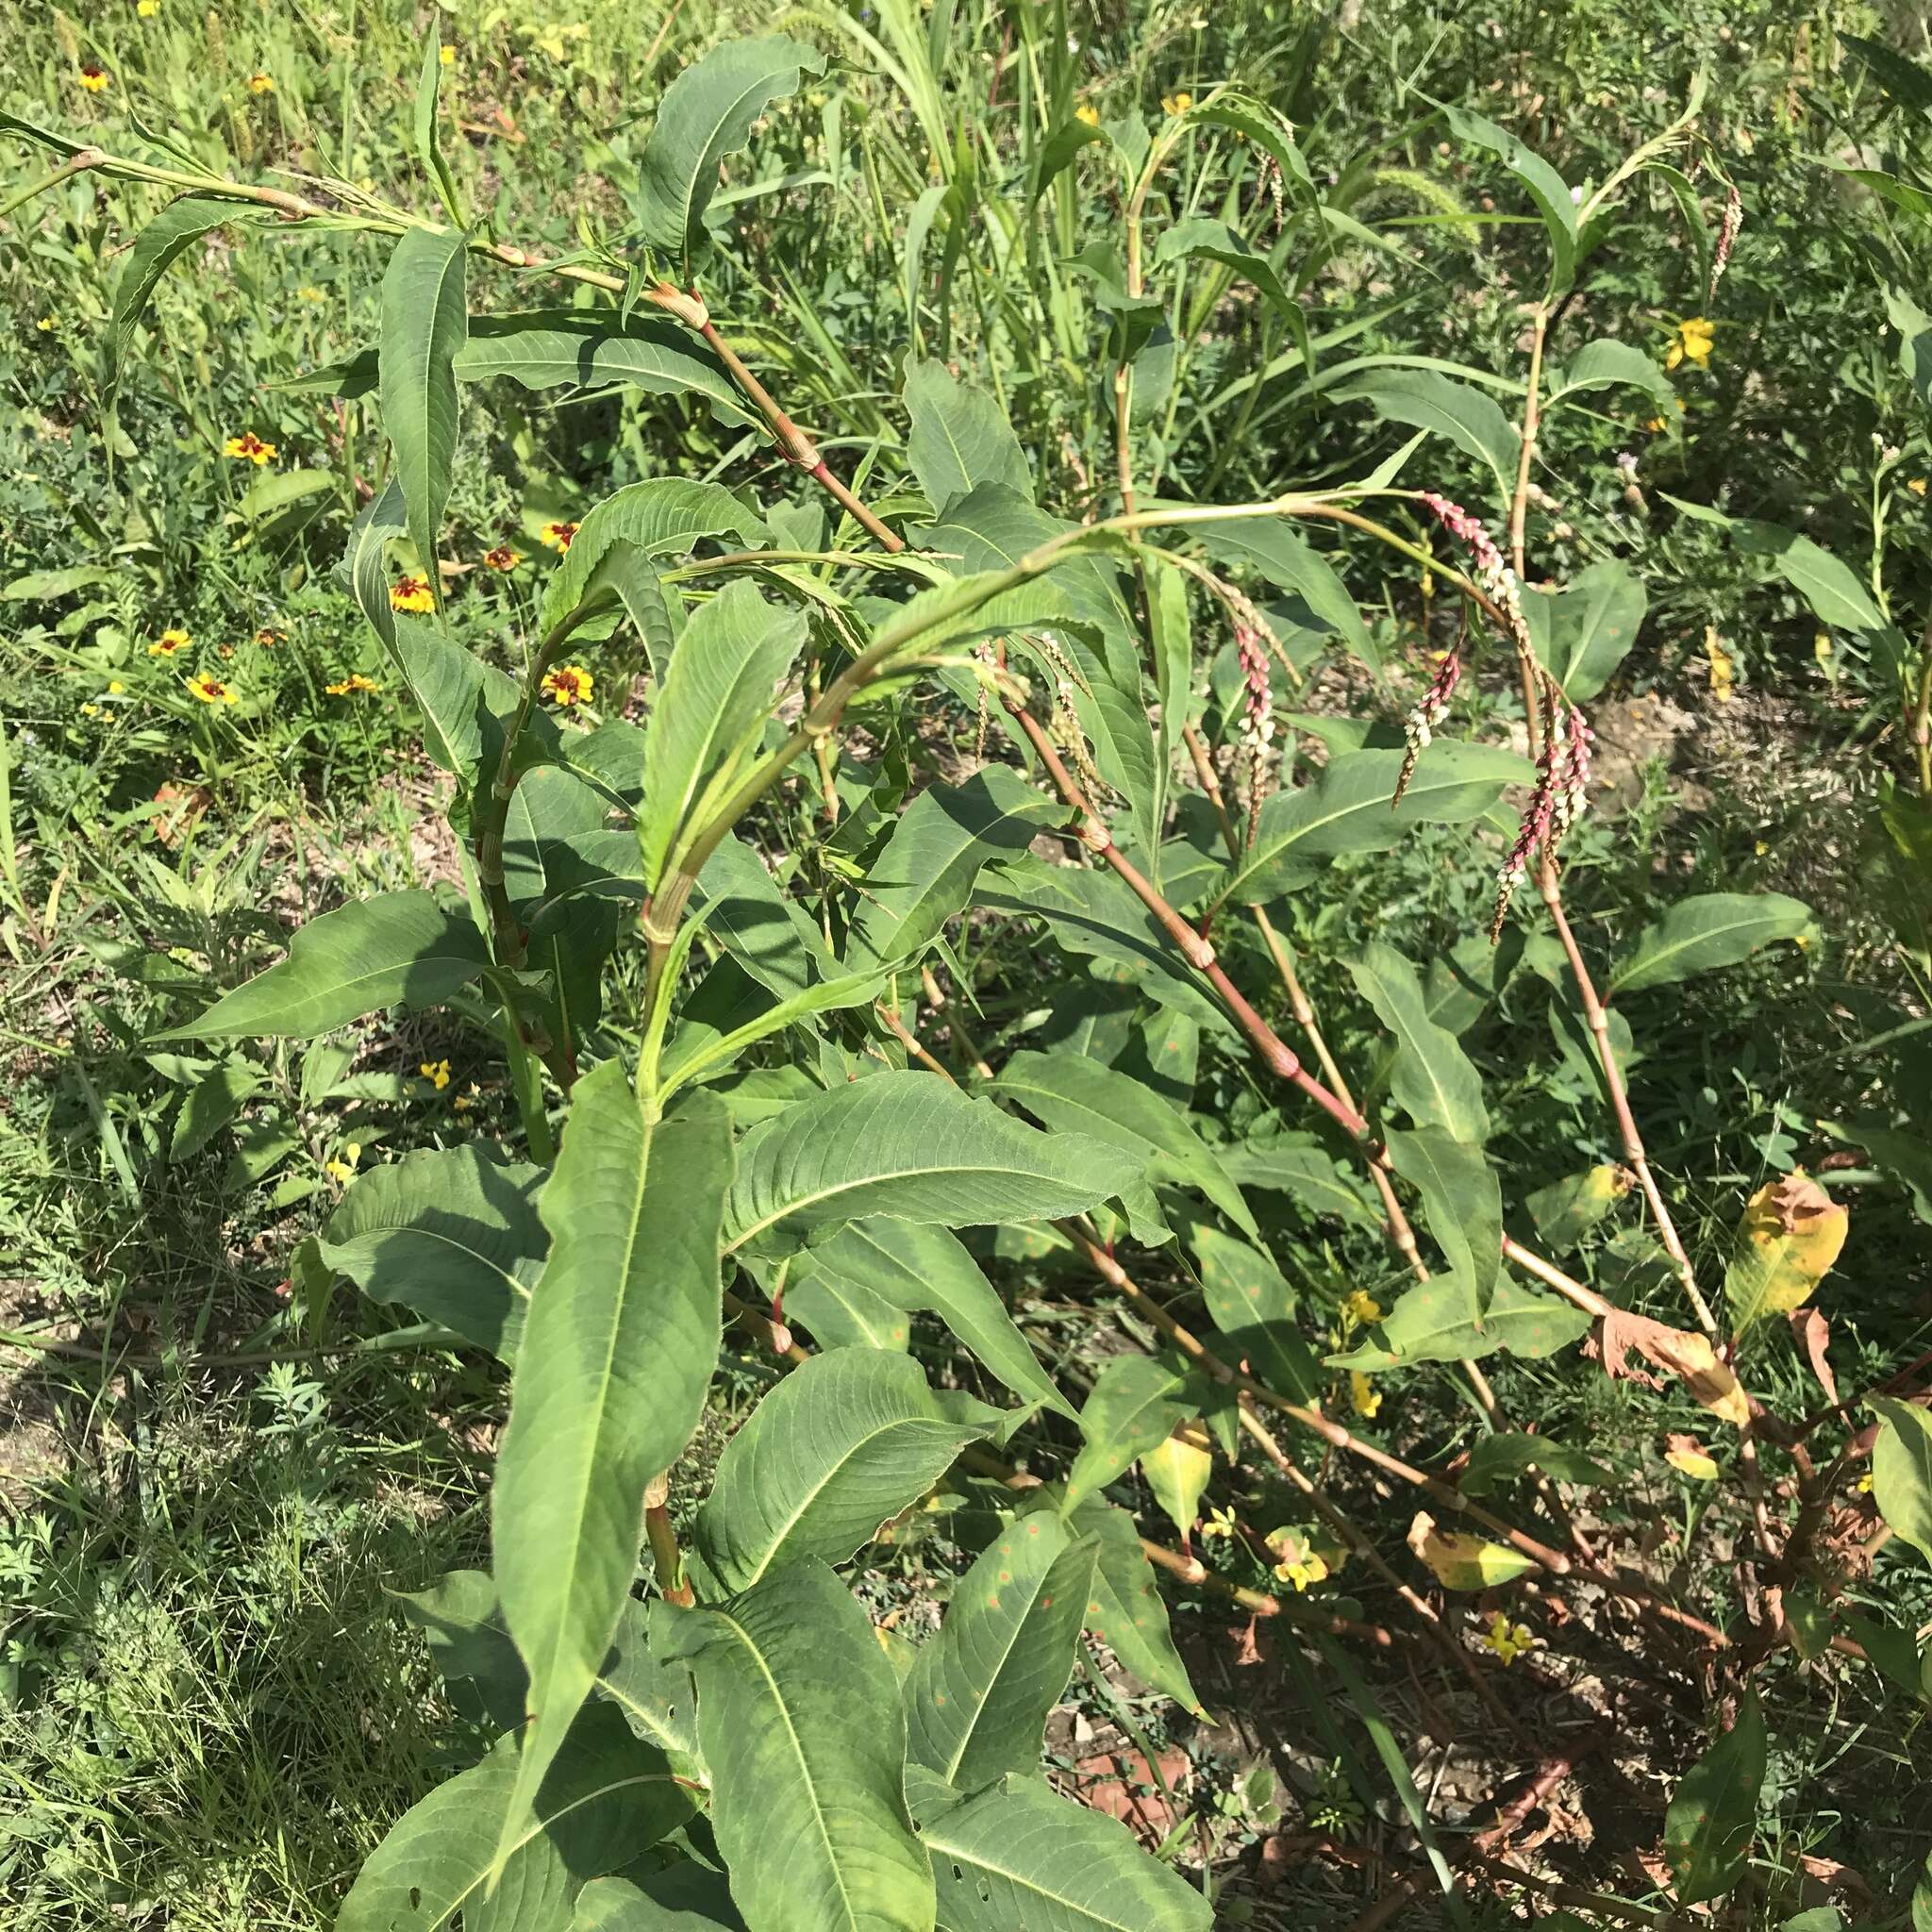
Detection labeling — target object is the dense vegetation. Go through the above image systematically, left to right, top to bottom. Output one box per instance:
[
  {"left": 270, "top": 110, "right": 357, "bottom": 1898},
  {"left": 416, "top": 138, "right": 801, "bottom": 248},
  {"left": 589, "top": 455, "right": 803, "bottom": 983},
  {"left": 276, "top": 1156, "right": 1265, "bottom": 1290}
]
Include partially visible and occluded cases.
[{"left": 2, "top": 2, "right": 1930, "bottom": 1927}]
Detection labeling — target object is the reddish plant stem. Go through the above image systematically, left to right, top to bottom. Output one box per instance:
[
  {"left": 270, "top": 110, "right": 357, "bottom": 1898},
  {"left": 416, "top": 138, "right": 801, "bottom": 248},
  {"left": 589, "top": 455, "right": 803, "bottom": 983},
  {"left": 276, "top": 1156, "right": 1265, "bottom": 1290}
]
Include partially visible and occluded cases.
[{"left": 1136, "top": 1536, "right": 1395, "bottom": 1649}]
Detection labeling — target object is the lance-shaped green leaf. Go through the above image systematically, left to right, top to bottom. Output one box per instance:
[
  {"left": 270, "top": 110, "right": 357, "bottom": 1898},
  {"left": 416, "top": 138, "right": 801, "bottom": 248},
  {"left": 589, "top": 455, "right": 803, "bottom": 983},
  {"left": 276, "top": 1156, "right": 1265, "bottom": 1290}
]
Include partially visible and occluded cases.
[
  {"left": 413, "top": 32, "right": 465, "bottom": 225},
  {"left": 635, "top": 34, "right": 828, "bottom": 277},
  {"left": 1441, "top": 103, "right": 1576, "bottom": 295},
  {"left": 108, "top": 198, "right": 237, "bottom": 400},
  {"left": 1155, "top": 216, "right": 1306, "bottom": 341},
  {"left": 379, "top": 225, "right": 468, "bottom": 604},
  {"left": 454, "top": 311, "right": 753, "bottom": 422},
  {"left": 1545, "top": 339, "right": 1674, "bottom": 408},
  {"left": 905, "top": 358, "right": 1032, "bottom": 513},
  {"left": 1333, "top": 366, "right": 1520, "bottom": 506},
  {"left": 339, "top": 478, "right": 409, "bottom": 654},
  {"left": 541, "top": 480, "right": 769, "bottom": 637},
  {"left": 1184, "top": 514, "right": 1372, "bottom": 665},
  {"left": 1146, "top": 557, "right": 1194, "bottom": 869},
  {"left": 1522, "top": 559, "right": 1646, "bottom": 704},
  {"left": 640, "top": 579, "right": 806, "bottom": 888},
  {"left": 1215, "top": 746, "right": 1530, "bottom": 907},
  {"left": 845, "top": 768, "right": 1062, "bottom": 972},
  {"left": 694, "top": 835, "right": 835, "bottom": 1000},
  {"left": 977, "top": 862, "right": 1233, "bottom": 1037},
  {"left": 160, "top": 891, "right": 490, "bottom": 1041},
  {"left": 1607, "top": 892, "right": 1813, "bottom": 998},
  {"left": 1348, "top": 941, "right": 1489, "bottom": 1143},
  {"left": 988, "top": 1052, "right": 1256, "bottom": 1236},
  {"left": 722, "top": 1072, "right": 1141, "bottom": 1253},
  {"left": 491, "top": 1074, "right": 732, "bottom": 1879},
  {"left": 1386, "top": 1126, "right": 1500, "bottom": 1328},
  {"left": 1222, "top": 1140, "right": 1380, "bottom": 1228},
  {"left": 318, "top": 1143, "right": 546, "bottom": 1360},
  {"left": 1524, "top": 1164, "right": 1631, "bottom": 1249},
  {"left": 804, "top": 1220, "right": 1075, "bottom": 1419},
  {"left": 1191, "top": 1224, "right": 1322, "bottom": 1404},
  {"left": 786, "top": 1264, "right": 912, "bottom": 1352},
  {"left": 1331, "top": 1276, "right": 1587, "bottom": 1373},
  {"left": 696, "top": 1349, "right": 992, "bottom": 1591},
  {"left": 1063, "top": 1357, "right": 1197, "bottom": 1514},
  {"left": 1870, "top": 1397, "right": 1932, "bottom": 1567},
  {"left": 1457, "top": 1432, "right": 1610, "bottom": 1498},
  {"left": 1065, "top": 1496, "right": 1201, "bottom": 1711},
  {"left": 907, "top": 1513, "right": 1097, "bottom": 1789},
  {"left": 651, "top": 1559, "right": 937, "bottom": 1932},
  {"left": 1663, "top": 1692, "right": 1767, "bottom": 1906},
  {"left": 337, "top": 1703, "right": 695, "bottom": 1932},
  {"left": 907, "top": 1766, "right": 1212, "bottom": 1932},
  {"left": 572, "top": 1873, "right": 745, "bottom": 1929}
]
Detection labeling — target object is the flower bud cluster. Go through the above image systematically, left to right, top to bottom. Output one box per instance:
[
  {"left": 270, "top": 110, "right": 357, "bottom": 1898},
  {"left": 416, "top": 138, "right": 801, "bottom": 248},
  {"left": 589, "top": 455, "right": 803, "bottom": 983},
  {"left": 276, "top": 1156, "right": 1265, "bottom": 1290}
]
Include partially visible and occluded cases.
[
  {"left": 1712, "top": 180, "right": 1742, "bottom": 291},
  {"left": 1235, "top": 623, "right": 1276, "bottom": 847},
  {"left": 1393, "top": 646, "right": 1463, "bottom": 805},
  {"left": 1491, "top": 677, "right": 1594, "bottom": 937}
]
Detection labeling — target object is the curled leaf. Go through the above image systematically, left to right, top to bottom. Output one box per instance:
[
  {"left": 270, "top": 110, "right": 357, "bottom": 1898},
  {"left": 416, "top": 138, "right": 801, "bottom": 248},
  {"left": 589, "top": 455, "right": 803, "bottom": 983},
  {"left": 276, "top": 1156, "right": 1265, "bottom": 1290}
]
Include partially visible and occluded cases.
[
  {"left": 1724, "top": 1172, "right": 1848, "bottom": 1335},
  {"left": 1789, "top": 1307, "right": 1839, "bottom": 1406},
  {"left": 1593, "top": 1310, "right": 1751, "bottom": 1427},
  {"left": 1664, "top": 1435, "right": 1720, "bottom": 1481},
  {"left": 1405, "top": 1511, "right": 1535, "bottom": 1591}
]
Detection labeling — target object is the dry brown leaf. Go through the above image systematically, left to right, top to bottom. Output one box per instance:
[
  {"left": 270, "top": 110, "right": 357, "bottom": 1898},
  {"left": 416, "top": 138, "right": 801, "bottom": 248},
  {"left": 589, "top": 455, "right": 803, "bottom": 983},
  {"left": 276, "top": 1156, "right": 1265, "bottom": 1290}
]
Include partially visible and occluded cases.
[
  {"left": 1724, "top": 1172, "right": 1848, "bottom": 1334},
  {"left": 1788, "top": 1306, "right": 1839, "bottom": 1405},
  {"left": 1596, "top": 1309, "right": 1752, "bottom": 1427}
]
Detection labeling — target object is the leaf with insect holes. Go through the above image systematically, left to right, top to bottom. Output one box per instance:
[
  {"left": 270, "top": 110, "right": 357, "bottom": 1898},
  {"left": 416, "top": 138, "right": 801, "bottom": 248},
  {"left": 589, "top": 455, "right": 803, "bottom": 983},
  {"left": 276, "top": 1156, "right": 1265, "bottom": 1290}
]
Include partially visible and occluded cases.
[
  {"left": 635, "top": 34, "right": 828, "bottom": 276},
  {"left": 378, "top": 226, "right": 467, "bottom": 606},
  {"left": 161, "top": 891, "right": 491, "bottom": 1041},
  {"left": 1607, "top": 891, "right": 1814, "bottom": 997},
  {"left": 490, "top": 1074, "right": 732, "bottom": 1882},
  {"left": 1724, "top": 1172, "right": 1848, "bottom": 1335},
  {"left": 693, "top": 1349, "right": 995, "bottom": 1592},
  {"left": 1063, "top": 1357, "right": 1198, "bottom": 1514},
  {"left": 1870, "top": 1396, "right": 1932, "bottom": 1568},
  {"left": 1406, "top": 1512, "right": 1535, "bottom": 1591},
  {"left": 905, "top": 1513, "right": 1098, "bottom": 1790},
  {"left": 652, "top": 1560, "right": 936, "bottom": 1932},
  {"left": 1664, "top": 1692, "right": 1767, "bottom": 1906},
  {"left": 336, "top": 1703, "right": 694, "bottom": 1932},
  {"left": 907, "top": 1765, "right": 1212, "bottom": 1932}
]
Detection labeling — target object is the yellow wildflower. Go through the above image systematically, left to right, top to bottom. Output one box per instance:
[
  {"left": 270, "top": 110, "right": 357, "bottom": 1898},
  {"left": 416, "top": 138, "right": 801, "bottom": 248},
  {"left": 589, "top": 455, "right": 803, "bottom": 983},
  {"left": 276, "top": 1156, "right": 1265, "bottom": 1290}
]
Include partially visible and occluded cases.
[
  {"left": 138, "top": 0, "right": 159, "bottom": 14},
  {"left": 441, "top": 42, "right": 455, "bottom": 64},
  {"left": 78, "top": 62, "right": 109, "bottom": 92},
  {"left": 247, "top": 72, "right": 274, "bottom": 92},
  {"left": 1161, "top": 92, "right": 1193, "bottom": 115},
  {"left": 1074, "top": 104, "right": 1099, "bottom": 126},
  {"left": 296, "top": 285, "right": 325, "bottom": 303},
  {"left": 36, "top": 316, "right": 56, "bottom": 332},
  {"left": 1665, "top": 316, "right": 1714, "bottom": 372},
  {"left": 1644, "top": 414, "right": 1667, "bottom": 433},
  {"left": 224, "top": 431, "right": 277, "bottom": 464},
  {"left": 1909, "top": 477, "right": 1927, "bottom": 496},
  {"left": 539, "top": 518, "right": 579, "bottom": 552},
  {"left": 483, "top": 544, "right": 522, "bottom": 572},
  {"left": 389, "top": 575, "right": 434, "bottom": 613},
  {"left": 1706, "top": 626, "right": 1735, "bottom": 703},
  {"left": 150, "top": 628, "right": 192, "bottom": 656},
  {"left": 541, "top": 663, "right": 594, "bottom": 708},
  {"left": 325, "top": 673, "right": 381, "bottom": 696},
  {"left": 186, "top": 674, "right": 237, "bottom": 706},
  {"left": 108, "top": 680, "right": 125, "bottom": 694},
  {"left": 81, "top": 703, "right": 101, "bottom": 718},
  {"left": 420, "top": 1058, "right": 452, "bottom": 1091},
  {"left": 453, "top": 1081, "right": 482, "bottom": 1111},
  {"left": 324, "top": 1141, "right": 362, "bottom": 1185},
  {"left": 1343, "top": 1289, "right": 1383, "bottom": 1327},
  {"left": 1349, "top": 1372, "right": 1383, "bottom": 1421},
  {"left": 1856, "top": 1471, "right": 1874, "bottom": 1494},
  {"left": 1200, "top": 1505, "right": 1238, "bottom": 1541},
  {"left": 1266, "top": 1528, "right": 1328, "bottom": 1592},
  {"left": 1479, "top": 1611, "right": 1536, "bottom": 1664}
]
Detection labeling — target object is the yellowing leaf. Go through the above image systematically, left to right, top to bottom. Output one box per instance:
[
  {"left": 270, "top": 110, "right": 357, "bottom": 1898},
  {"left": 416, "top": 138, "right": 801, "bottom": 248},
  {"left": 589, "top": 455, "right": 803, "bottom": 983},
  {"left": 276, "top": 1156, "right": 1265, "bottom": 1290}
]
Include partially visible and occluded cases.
[
  {"left": 1724, "top": 1172, "right": 1847, "bottom": 1335},
  {"left": 1596, "top": 1309, "right": 1751, "bottom": 1427},
  {"left": 1137, "top": 1433, "right": 1212, "bottom": 1546},
  {"left": 1664, "top": 1435, "right": 1720, "bottom": 1481},
  {"left": 1406, "top": 1511, "right": 1535, "bottom": 1591}
]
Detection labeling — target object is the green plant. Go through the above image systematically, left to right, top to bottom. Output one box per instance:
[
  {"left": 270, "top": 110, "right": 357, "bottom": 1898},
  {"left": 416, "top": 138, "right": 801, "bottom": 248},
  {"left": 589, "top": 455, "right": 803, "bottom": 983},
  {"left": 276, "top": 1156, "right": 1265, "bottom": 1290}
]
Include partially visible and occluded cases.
[{"left": 7, "top": 14, "right": 1932, "bottom": 1932}]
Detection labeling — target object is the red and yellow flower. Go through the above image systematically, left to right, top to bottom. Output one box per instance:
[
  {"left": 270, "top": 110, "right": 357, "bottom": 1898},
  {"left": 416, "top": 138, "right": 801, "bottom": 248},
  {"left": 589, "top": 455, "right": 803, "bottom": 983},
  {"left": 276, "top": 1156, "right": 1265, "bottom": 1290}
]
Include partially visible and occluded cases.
[
  {"left": 78, "top": 62, "right": 109, "bottom": 92},
  {"left": 224, "top": 431, "right": 277, "bottom": 464},
  {"left": 539, "top": 519, "right": 579, "bottom": 552},
  {"left": 483, "top": 544, "right": 521, "bottom": 572},
  {"left": 389, "top": 575, "right": 434, "bottom": 613},
  {"left": 149, "top": 627, "right": 192, "bottom": 657},
  {"left": 541, "top": 663, "right": 594, "bottom": 708},
  {"left": 186, "top": 673, "right": 238, "bottom": 706},
  {"left": 325, "top": 673, "right": 381, "bottom": 696}
]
